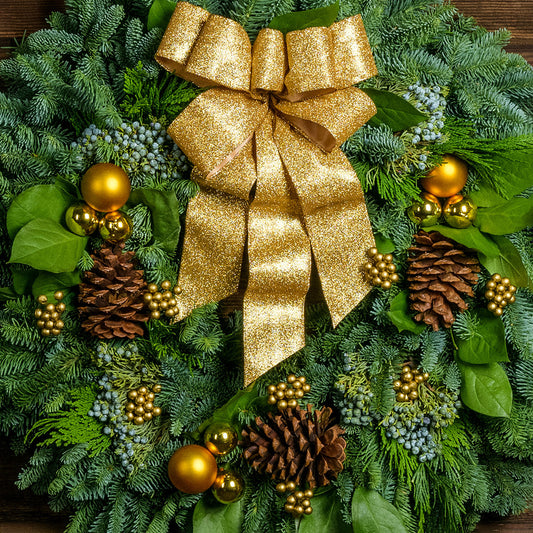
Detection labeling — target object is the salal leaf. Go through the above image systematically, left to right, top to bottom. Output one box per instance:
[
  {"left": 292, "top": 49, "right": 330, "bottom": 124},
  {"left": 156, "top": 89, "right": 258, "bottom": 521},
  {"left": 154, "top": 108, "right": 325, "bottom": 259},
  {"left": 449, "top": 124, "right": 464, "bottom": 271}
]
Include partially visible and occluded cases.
[
  {"left": 147, "top": 0, "right": 176, "bottom": 30},
  {"left": 269, "top": 0, "right": 339, "bottom": 33},
  {"left": 363, "top": 88, "right": 427, "bottom": 132},
  {"left": 6, "top": 184, "right": 72, "bottom": 239},
  {"left": 128, "top": 188, "right": 181, "bottom": 254},
  {"left": 475, "top": 197, "right": 533, "bottom": 235},
  {"left": 9, "top": 218, "right": 87, "bottom": 273},
  {"left": 423, "top": 225, "right": 499, "bottom": 257},
  {"left": 374, "top": 233, "right": 395, "bottom": 253},
  {"left": 478, "top": 235, "right": 532, "bottom": 289},
  {"left": 32, "top": 271, "right": 82, "bottom": 300},
  {"left": 387, "top": 290, "right": 425, "bottom": 334},
  {"left": 455, "top": 309, "right": 508, "bottom": 364},
  {"left": 457, "top": 360, "right": 512, "bottom": 418},
  {"left": 351, "top": 488, "right": 408, "bottom": 533},
  {"left": 299, "top": 490, "right": 351, "bottom": 533},
  {"left": 192, "top": 497, "right": 243, "bottom": 533}
]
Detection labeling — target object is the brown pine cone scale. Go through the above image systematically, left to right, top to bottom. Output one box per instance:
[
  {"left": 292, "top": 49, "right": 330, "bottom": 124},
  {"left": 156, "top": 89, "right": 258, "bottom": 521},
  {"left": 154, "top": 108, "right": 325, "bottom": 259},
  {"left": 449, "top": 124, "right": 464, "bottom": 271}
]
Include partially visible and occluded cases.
[
  {"left": 407, "top": 231, "right": 480, "bottom": 331},
  {"left": 78, "top": 242, "right": 149, "bottom": 339},
  {"left": 241, "top": 405, "right": 346, "bottom": 488}
]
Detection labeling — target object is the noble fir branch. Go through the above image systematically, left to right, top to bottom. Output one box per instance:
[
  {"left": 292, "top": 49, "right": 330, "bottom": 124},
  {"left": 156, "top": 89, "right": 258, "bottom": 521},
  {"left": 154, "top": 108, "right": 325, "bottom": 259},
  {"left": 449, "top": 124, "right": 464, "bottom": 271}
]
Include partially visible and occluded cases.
[{"left": 28, "top": 386, "right": 112, "bottom": 456}]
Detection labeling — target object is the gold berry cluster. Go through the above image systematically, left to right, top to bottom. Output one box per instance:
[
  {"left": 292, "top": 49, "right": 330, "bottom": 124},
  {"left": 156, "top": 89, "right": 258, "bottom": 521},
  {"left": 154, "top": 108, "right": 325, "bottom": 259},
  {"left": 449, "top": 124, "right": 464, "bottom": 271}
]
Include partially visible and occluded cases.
[
  {"left": 364, "top": 248, "right": 399, "bottom": 290},
  {"left": 485, "top": 274, "right": 516, "bottom": 317},
  {"left": 144, "top": 281, "right": 182, "bottom": 320},
  {"left": 35, "top": 292, "right": 66, "bottom": 337},
  {"left": 393, "top": 364, "right": 429, "bottom": 402},
  {"left": 267, "top": 374, "right": 310, "bottom": 410},
  {"left": 125, "top": 384, "right": 162, "bottom": 425},
  {"left": 276, "top": 482, "right": 313, "bottom": 517}
]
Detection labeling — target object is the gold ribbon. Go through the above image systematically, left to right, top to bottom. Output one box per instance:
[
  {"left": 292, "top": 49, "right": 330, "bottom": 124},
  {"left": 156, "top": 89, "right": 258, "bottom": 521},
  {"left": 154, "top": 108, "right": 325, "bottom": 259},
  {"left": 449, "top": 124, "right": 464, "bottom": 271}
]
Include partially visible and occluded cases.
[{"left": 155, "top": 2, "right": 378, "bottom": 385}]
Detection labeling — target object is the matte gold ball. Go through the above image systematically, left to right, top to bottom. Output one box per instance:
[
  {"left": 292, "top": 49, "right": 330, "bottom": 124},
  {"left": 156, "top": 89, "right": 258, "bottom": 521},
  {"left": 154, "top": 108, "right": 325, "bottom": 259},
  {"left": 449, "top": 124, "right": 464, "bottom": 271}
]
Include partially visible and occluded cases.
[
  {"left": 420, "top": 154, "right": 468, "bottom": 198},
  {"left": 81, "top": 163, "right": 131, "bottom": 212},
  {"left": 407, "top": 192, "right": 442, "bottom": 227},
  {"left": 443, "top": 195, "right": 477, "bottom": 229},
  {"left": 65, "top": 203, "right": 99, "bottom": 236},
  {"left": 99, "top": 211, "right": 133, "bottom": 243},
  {"left": 203, "top": 422, "right": 238, "bottom": 457},
  {"left": 168, "top": 445, "right": 218, "bottom": 494},
  {"left": 212, "top": 470, "right": 245, "bottom": 504}
]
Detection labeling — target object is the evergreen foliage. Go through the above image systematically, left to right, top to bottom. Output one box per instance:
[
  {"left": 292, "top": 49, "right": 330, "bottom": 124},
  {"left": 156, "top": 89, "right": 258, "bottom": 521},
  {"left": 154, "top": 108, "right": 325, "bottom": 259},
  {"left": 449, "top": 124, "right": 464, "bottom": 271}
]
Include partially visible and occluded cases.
[{"left": 0, "top": 0, "right": 532, "bottom": 532}]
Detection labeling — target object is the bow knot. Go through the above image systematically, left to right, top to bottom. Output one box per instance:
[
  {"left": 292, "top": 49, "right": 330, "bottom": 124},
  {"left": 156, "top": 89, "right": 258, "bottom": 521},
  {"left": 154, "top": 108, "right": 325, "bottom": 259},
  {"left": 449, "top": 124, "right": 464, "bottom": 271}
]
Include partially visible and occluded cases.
[{"left": 156, "top": 2, "right": 378, "bottom": 384}]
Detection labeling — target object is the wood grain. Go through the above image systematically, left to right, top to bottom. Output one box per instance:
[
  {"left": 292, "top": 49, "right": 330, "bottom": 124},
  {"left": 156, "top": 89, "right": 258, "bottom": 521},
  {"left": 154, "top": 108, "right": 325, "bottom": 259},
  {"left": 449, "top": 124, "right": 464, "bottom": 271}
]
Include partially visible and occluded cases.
[{"left": 0, "top": 0, "right": 532, "bottom": 531}]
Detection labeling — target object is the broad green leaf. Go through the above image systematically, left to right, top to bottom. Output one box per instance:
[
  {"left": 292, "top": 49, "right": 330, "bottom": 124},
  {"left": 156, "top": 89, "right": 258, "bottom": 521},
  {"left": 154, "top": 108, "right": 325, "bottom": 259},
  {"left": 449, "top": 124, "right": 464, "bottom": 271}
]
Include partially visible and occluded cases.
[
  {"left": 147, "top": 0, "right": 176, "bottom": 30},
  {"left": 269, "top": 0, "right": 339, "bottom": 33},
  {"left": 363, "top": 88, "right": 427, "bottom": 132},
  {"left": 489, "top": 146, "right": 533, "bottom": 198},
  {"left": 6, "top": 184, "right": 72, "bottom": 239},
  {"left": 469, "top": 184, "right": 506, "bottom": 208},
  {"left": 128, "top": 189, "right": 181, "bottom": 254},
  {"left": 475, "top": 197, "right": 533, "bottom": 235},
  {"left": 9, "top": 218, "right": 87, "bottom": 274},
  {"left": 423, "top": 225, "right": 499, "bottom": 257},
  {"left": 374, "top": 233, "right": 395, "bottom": 254},
  {"left": 478, "top": 235, "right": 532, "bottom": 289},
  {"left": 12, "top": 269, "right": 37, "bottom": 295},
  {"left": 32, "top": 271, "right": 82, "bottom": 300},
  {"left": 0, "top": 287, "right": 18, "bottom": 301},
  {"left": 387, "top": 290, "right": 425, "bottom": 334},
  {"left": 456, "top": 309, "right": 508, "bottom": 364},
  {"left": 457, "top": 360, "right": 512, "bottom": 418},
  {"left": 192, "top": 383, "right": 260, "bottom": 439},
  {"left": 351, "top": 488, "right": 408, "bottom": 533},
  {"left": 299, "top": 490, "right": 351, "bottom": 533},
  {"left": 192, "top": 497, "right": 243, "bottom": 533}
]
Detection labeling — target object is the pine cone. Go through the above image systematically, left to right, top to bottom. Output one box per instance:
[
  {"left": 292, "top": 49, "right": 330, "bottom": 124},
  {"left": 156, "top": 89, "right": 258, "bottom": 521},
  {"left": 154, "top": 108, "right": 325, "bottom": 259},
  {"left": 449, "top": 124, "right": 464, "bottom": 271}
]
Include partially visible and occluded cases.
[
  {"left": 407, "top": 230, "right": 480, "bottom": 330},
  {"left": 78, "top": 242, "right": 148, "bottom": 339},
  {"left": 241, "top": 405, "right": 346, "bottom": 488}
]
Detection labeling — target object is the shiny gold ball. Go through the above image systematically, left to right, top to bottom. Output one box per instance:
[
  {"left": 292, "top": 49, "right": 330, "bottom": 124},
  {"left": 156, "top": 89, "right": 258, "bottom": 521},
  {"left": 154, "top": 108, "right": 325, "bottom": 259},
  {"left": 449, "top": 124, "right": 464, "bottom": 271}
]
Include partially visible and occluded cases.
[
  {"left": 420, "top": 154, "right": 468, "bottom": 198},
  {"left": 81, "top": 163, "right": 131, "bottom": 212},
  {"left": 407, "top": 192, "right": 442, "bottom": 227},
  {"left": 443, "top": 195, "right": 477, "bottom": 229},
  {"left": 65, "top": 203, "right": 99, "bottom": 236},
  {"left": 99, "top": 211, "right": 133, "bottom": 243},
  {"left": 367, "top": 247, "right": 378, "bottom": 257},
  {"left": 492, "top": 273, "right": 502, "bottom": 282},
  {"left": 161, "top": 280, "right": 171, "bottom": 290},
  {"left": 382, "top": 280, "right": 392, "bottom": 290},
  {"left": 174, "top": 285, "right": 183, "bottom": 295},
  {"left": 485, "top": 290, "right": 495, "bottom": 300},
  {"left": 53, "top": 291, "right": 64, "bottom": 301},
  {"left": 37, "top": 295, "right": 48, "bottom": 305},
  {"left": 487, "top": 301, "right": 498, "bottom": 312},
  {"left": 57, "top": 302, "right": 66, "bottom": 312},
  {"left": 46, "top": 303, "right": 56, "bottom": 313},
  {"left": 494, "top": 307, "right": 503, "bottom": 317},
  {"left": 35, "top": 309, "right": 43, "bottom": 319},
  {"left": 151, "top": 311, "right": 161, "bottom": 320},
  {"left": 36, "top": 320, "right": 45, "bottom": 328},
  {"left": 45, "top": 320, "right": 55, "bottom": 329},
  {"left": 41, "top": 328, "right": 51, "bottom": 336},
  {"left": 51, "top": 328, "right": 61, "bottom": 336},
  {"left": 403, "top": 372, "right": 413, "bottom": 382},
  {"left": 422, "top": 372, "right": 429, "bottom": 381},
  {"left": 393, "top": 380, "right": 402, "bottom": 390},
  {"left": 277, "top": 382, "right": 287, "bottom": 391},
  {"left": 153, "top": 384, "right": 162, "bottom": 393},
  {"left": 267, "top": 384, "right": 277, "bottom": 394},
  {"left": 302, "top": 384, "right": 311, "bottom": 393},
  {"left": 401, "top": 384, "right": 411, "bottom": 394},
  {"left": 138, "top": 386, "right": 148, "bottom": 395},
  {"left": 285, "top": 388, "right": 294, "bottom": 398},
  {"left": 295, "top": 389, "right": 304, "bottom": 399},
  {"left": 128, "top": 390, "right": 138, "bottom": 400},
  {"left": 275, "top": 390, "right": 285, "bottom": 400},
  {"left": 409, "top": 391, "right": 418, "bottom": 400},
  {"left": 147, "top": 392, "right": 155, "bottom": 401},
  {"left": 397, "top": 393, "right": 407, "bottom": 402},
  {"left": 135, "top": 395, "right": 146, "bottom": 404},
  {"left": 268, "top": 395, "right": 277, "bottom": 405},
  {"left": 287, "top": 399, "right": 298, "bottom": 409},
  {"left": 278, "top": 400, "right": 288, "bottom": 410},
  {"left": 126, "top": 402, "right": 135, "bottom": 412},
  {"left": 134, "top": 405, "right": 144, "bottom": 416},
  {"left": 153, "top": 406, "right": 162, "bottom": 417},
  {"left": 126, "top": 412, "right": 134, "bottom": 421},
  {"left": 143, "top": 412, "right": 153, "bottom": 421},
  {"left": 134, "top": 416, "right": 144, "bottom": 425},
  {"left": 203, "top": 422, "right": 238, "bottom": 457},
  {"left": 168, "top": 445, "right": 218, "bottom": 494},
  {"left": 212, "top": 470, "right": 245, "bottom": 504},
  {"left": 286, "top": 481, "right": 296, "bottom": 491},
  {"left": 276, "top": 483, "right": 287, "bottom": 493},
  {"left": 304, "top": 489, "right": 313, "bottom": 498},
  {"left": 294, "top": 490, "right": 304, "bottom": 500},
  {"left": 286, "top": 495, "right": 297, "bottom": 505},
  {"left": 301, "top": 499, "right": 311, "bottom": 508},
  {"left": 284, "top": 503, "right": 295, "bottom": 513},
  {"left": 294, "top": 505, "right": 304, "bottom": 515},
  {"left": 304, "top": 506, "right": 313, "bottom": 515}
]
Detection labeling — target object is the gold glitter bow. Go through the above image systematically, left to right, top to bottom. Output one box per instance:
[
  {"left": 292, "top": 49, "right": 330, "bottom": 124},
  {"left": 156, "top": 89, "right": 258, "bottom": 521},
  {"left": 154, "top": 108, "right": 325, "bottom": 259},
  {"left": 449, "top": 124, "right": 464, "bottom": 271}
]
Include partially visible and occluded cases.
[{"left": 155, "top": 2, "right": 377, "bottom": 385}]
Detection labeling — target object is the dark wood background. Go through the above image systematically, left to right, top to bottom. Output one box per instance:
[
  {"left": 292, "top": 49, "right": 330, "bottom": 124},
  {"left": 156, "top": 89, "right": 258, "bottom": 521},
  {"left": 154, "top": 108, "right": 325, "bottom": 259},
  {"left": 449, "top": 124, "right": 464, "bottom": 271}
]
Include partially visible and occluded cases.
[{"left": 0, "top": 1, "right": 532, "bottom": 531}]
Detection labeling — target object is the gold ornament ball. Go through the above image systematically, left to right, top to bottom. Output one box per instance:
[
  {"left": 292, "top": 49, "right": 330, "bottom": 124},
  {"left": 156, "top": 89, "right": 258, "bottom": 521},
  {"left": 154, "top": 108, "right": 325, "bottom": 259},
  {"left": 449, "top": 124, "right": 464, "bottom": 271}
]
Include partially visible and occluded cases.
[
  {"left": 420, "top": 154, "right": 468, "bottom": 198},
  {"left": 81, "top": 163, "right": 131, "bottom": 212},
  {"left": 407, "top": 192, "right": 442, "bottom": 227},
  {"left": 443, "top": 195, "right": 477, "bottom": 229},
  {"left": 65, "top": 203, "right": 99, "bottom": 236},
  {"left": 99, "top": 211, "right": 133, "bottom": 243},
  {"left": 203, "top": 422, "right": 238, "bottom": 456},
  {"left": 168, "top": 445, "right": 218, "bottom": 494},
  {"left": 212, "top": 470, "right": 245, "bottom": 504}
]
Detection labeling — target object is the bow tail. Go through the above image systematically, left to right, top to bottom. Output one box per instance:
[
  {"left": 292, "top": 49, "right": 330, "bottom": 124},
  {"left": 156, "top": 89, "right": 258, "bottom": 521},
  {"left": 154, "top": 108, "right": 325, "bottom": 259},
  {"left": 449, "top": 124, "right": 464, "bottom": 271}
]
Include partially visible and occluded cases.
[
  {"left": 243, "top": 116, "right": 311, "bottom": 385},
  {"left": 274, "top": 119, "right": 375, "bottom": 327},
  {"left": 175, "top": 182, "right": 248, "bottom": 319}
]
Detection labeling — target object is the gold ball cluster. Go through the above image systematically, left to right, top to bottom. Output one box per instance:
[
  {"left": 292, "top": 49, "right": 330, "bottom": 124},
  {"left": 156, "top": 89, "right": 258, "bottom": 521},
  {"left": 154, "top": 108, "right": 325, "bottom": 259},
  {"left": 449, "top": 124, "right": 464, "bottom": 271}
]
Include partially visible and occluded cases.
[
  {"left": 364, "top": 248, "right": 399, "bottom": 290},
  {"left": 485, "top": 274, "right": 516, "bottom": 317},
  {"left": 144, "top": 281, "right": 182, "bottom": 320},
  {"left": 35, "top": 292, "right": 66, "bottom": 337},
  {"left": 393, "top": 364, "right": 429, "bottom": 402},
  {"left": 267, "top": 374, "right": 310, "bottom": 410},
  {"left": 125, "top": 384, "right": 162, "bottom": 425},
  {"left": 276, "top": 483, "right": 314, "bottom": 516}
]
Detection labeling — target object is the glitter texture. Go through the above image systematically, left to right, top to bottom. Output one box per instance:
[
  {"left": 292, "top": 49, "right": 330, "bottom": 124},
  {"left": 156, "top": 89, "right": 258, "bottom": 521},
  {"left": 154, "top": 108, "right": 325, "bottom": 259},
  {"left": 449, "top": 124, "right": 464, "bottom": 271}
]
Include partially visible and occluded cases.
[{"left": 157, "top": 2, "right": 378, "bottom": 384}]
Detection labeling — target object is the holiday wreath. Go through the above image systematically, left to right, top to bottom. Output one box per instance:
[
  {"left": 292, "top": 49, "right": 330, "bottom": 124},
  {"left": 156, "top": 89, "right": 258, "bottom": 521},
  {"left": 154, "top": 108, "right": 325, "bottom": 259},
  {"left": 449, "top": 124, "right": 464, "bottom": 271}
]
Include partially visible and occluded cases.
[{"left": 1, "top": 0, "right": 533, "bottom": 531}]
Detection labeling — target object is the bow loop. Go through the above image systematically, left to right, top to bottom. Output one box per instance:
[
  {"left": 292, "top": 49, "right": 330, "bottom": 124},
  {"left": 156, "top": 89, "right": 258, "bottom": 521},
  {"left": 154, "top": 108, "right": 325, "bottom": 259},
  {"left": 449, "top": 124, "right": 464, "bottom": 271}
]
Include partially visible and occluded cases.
[{"left": 252, "top": 29, "right": 287, "bottom": 93}]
